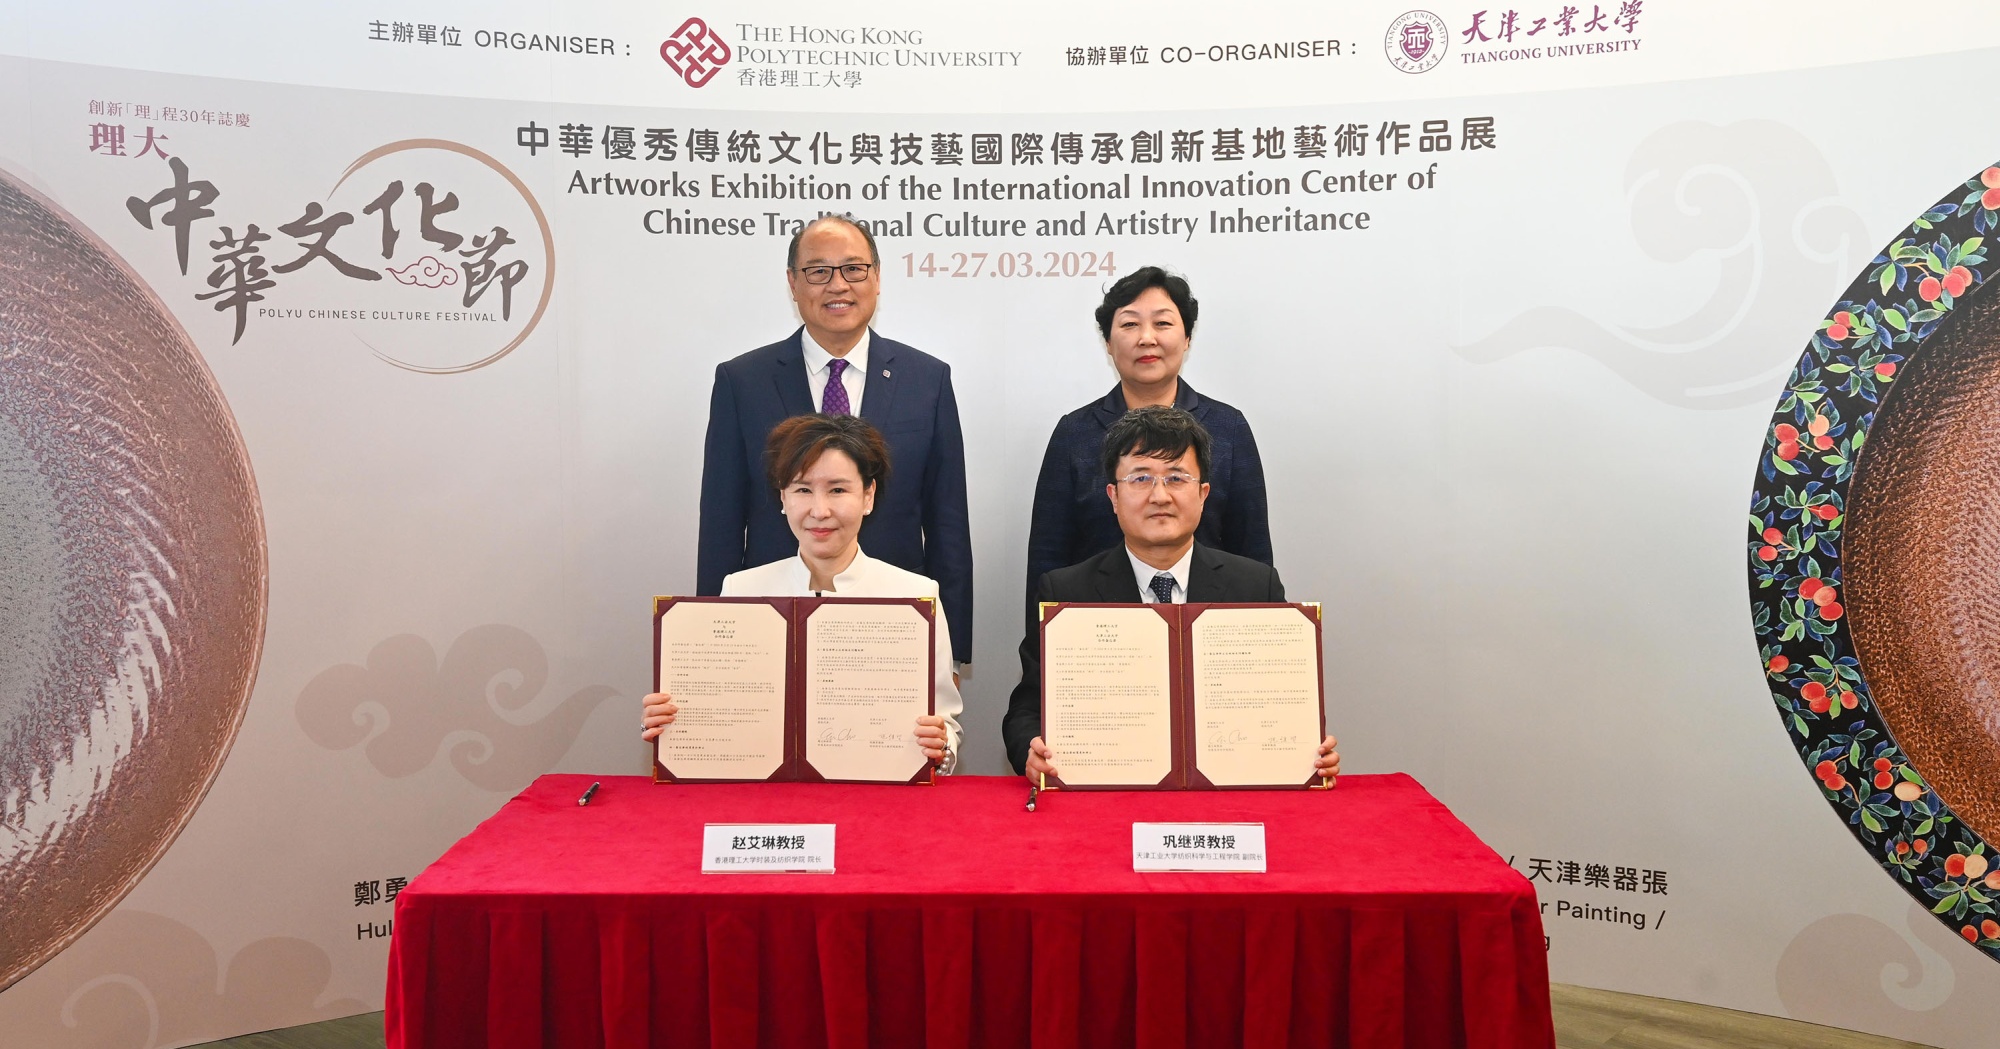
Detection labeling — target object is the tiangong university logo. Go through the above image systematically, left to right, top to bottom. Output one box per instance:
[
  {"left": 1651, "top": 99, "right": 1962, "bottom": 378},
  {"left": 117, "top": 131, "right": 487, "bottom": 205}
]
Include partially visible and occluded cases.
[
  {"left": 1385, "top": 10, "right": 1448, "bottom": 73},
  {"left": 661, "top": 17, "right": 732, "bottom": 87}
]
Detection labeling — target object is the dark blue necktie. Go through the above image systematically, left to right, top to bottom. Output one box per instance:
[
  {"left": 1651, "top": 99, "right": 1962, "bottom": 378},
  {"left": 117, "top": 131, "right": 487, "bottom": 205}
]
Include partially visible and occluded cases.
[{"left": 1149, "top": 572, "right": 1176, "bottom": 604}]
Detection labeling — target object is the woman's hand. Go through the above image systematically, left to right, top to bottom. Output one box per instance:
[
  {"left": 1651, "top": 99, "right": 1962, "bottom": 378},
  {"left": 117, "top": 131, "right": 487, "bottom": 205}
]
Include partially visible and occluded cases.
[
  {"left": 641, "top": 692, "right": 678, "bottom": 742},
  {"left": 915, "top": 715, "right": 951, "bottom": 766},
  {"left": 1314, "top": 734, "right": 1340, "bottom": 784},
  {"left": 1025, "top": 736, "right": 1059, "bottom": 784}
]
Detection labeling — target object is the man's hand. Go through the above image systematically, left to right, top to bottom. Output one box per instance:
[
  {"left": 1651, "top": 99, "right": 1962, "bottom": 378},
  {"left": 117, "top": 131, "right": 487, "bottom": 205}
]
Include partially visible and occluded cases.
[
  {"left": 641, "top": 692, "right": 678, "bottom": 742},
  {"left": 1314, "top": 734, "right": 1340, "bottom": 784},
  {"left": 1025, "top": 736, "right": 1059, "bottom": 784}
]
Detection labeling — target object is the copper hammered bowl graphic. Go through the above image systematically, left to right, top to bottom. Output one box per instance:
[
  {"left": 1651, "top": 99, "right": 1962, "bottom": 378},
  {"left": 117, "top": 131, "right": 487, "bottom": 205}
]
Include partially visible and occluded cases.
[
  {"left": 1750, "top": 165, "right": 2000, "bottom": 956},
  {"left": 0, "top": 168, "right": 267, "bottom": 990},
  {"left": 1847, "top": 285, "right": 2000, "bottom": 844}
]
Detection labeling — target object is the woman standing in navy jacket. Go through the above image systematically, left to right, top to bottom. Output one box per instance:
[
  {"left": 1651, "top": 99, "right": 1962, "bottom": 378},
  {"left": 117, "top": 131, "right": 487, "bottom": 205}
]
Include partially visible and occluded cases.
[{"left": 1024, "top": 267, "right": 1273, "bottom": 621}]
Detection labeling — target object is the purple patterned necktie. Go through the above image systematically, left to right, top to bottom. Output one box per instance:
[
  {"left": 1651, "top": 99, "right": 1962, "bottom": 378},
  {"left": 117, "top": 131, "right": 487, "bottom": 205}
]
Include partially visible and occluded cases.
[
  {"left": 822, "top": 358, "right": 851, "bottom": 415},
  {"left": 1149, "top": 572, "right": 1177, "bottom": 604}
]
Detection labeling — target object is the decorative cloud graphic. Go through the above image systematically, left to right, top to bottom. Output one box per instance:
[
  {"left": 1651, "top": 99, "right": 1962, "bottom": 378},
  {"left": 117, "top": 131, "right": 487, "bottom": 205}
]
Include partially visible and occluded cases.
[
  {"left": 1458, "top": 120, "right": 1869, "bottom": 409},
  {"left": 384, "top": 255, "right": 460, "bottom": 288},
  {"left": 295, "top": 624, "right": 615, "bottom": 792},
  {"left": 1778, "top": 904, "right": 1999, "bottom": 1043},
  {"left": 0, "top": 910, "right": 364, "bottom": 1048}
]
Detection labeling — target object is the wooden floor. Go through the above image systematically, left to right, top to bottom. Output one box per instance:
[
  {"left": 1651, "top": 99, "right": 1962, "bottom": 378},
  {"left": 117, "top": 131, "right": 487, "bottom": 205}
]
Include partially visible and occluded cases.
[
  {"left": 185, "top": 983, "right": 1943, "bottom": 1049},
  {"left": 1547, "top": 985, "right": 1938, "bottom": 1049}
]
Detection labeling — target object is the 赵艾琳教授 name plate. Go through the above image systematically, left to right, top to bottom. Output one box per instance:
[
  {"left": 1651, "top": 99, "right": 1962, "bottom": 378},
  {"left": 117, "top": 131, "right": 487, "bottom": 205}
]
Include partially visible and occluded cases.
[
  {"left": 1133, "top": 822, "right": 1266, "bottom": 872},
  {"left": 701, "top": 824, "right": 835, "bottom": 873}
]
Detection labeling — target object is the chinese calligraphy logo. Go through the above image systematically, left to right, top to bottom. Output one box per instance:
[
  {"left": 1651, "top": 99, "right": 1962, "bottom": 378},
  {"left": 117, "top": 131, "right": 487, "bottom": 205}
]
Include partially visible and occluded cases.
[
  {"left": 1385, "top": 11, "right": 1449, "bottom": 73},
  {"left": 659, "top": 17, "right": 732, "bottom": 88},
  {"left": 124, "top": 138, "right": 553, "bottom": 373}
]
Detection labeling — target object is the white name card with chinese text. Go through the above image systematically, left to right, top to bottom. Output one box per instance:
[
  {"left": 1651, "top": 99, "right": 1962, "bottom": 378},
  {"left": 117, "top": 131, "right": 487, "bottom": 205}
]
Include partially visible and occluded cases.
[
  {"left": 1132, "top": 822, "right": 1267, "bottom": 873},
  {"left": 701, "top": 824, "right": 835, "bottom": 873}
]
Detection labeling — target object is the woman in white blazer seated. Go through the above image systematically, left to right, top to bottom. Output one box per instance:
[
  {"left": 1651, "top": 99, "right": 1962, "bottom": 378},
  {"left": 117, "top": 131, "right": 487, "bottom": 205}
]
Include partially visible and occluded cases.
[{"left": 641, "top": 413, "right": 964, "bottom": 770}]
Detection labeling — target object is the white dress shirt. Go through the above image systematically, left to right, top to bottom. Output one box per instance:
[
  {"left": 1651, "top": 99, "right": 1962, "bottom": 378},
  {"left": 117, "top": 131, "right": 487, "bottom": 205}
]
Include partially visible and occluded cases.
[
  {"left": 801, "top": 329, "right": 870, "bottom": 416},
  {"left": 1127, "top": 543, "right": 1195, "bottom": 604},
  {"left": 721, "top": 546, "right": 962, "bottom": 771}
]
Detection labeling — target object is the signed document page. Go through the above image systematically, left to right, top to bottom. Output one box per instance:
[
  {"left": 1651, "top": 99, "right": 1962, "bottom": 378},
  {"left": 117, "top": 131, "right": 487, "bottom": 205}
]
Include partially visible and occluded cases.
[
  {"left": 802, "top": 600, "right": 931, "bottom": 782},
  {"left": 657, "top": 601, "right": 790, "bottom": 780},
  {"left": 1043, "top": 605, "right": 1174, "bottom": 786},
  {"left": 1189, "top": 606, "right": 1323, "bottom": 787}
]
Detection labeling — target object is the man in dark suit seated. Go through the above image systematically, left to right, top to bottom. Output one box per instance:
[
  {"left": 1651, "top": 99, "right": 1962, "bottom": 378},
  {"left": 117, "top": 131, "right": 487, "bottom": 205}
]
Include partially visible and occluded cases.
[
  {"left": 697, "top": 214, "right": 974, "bottom": 667},
  {"left": 1003, "top": 405, "right": 1340, "bottom": 782}
]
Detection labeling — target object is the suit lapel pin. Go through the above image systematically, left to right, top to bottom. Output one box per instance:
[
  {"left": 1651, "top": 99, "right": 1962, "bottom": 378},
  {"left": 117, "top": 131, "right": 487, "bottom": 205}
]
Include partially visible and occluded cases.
[{"left": 881, "top": 369, "right": 891, "bottom": 378}]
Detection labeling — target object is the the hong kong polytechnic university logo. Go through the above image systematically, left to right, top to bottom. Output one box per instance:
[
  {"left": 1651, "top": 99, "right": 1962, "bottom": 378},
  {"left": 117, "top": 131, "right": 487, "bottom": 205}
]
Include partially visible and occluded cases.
[
  {"left": 1386, "top": 10, "right": 1448, "bottom": 73},
  {"left": 661, "top": 17, "right": 732, "bottom": 87}
]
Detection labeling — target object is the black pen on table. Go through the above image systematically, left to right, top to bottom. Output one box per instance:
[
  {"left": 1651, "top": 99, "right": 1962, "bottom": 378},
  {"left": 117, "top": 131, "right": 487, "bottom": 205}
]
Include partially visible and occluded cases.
[
  {"left": 1026, "top": 773, "right": 1040, "bottom": 813},
  {"left": 578, "top": 781, "right": 600, "bottom": 806}
]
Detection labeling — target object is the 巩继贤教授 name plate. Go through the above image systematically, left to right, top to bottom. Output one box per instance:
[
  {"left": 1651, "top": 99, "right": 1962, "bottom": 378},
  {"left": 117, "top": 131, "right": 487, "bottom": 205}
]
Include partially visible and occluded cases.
[
  {"left": 1133, "top": 822, "right": 1266, "bottom": 872},
  {"left": 701, "top": 823, "right": 835, "bottom": 873}
]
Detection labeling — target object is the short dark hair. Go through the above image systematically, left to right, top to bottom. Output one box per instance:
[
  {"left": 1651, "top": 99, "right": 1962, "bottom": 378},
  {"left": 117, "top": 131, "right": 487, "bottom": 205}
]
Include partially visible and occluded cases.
[
  {"left": 786, "top": 214, "right": 881, "bottom": 270},
  {"left": 1094, "top": 265, "right": 1198, "bottom": 340},
  {"left": 1100, "top": 405, "right": 1211, "bottom": 484},
  {"left": 764, "top": 413, "right": 891, "bottom": 495}
]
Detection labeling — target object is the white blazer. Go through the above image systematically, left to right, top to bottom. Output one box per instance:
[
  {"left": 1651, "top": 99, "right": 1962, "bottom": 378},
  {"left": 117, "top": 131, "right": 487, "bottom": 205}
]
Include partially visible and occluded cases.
[{"left": 722, "top": 547, "right": 964, "bottom": 768}]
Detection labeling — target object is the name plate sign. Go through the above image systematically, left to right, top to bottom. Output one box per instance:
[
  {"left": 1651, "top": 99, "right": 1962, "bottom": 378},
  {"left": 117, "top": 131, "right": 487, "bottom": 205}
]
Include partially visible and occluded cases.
[
  {"left": 1132, "top": 822, "right": 1267, "bottom": 873},
  {"left": 701, "top": 823, "right": 835, "bottom": 873}
]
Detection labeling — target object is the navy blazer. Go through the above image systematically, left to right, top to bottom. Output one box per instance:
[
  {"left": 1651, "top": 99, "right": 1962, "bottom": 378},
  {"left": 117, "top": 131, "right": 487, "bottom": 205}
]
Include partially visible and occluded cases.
[
  {"left": 696, "top": 328, "right": 974, "bottom": 662},
  {"left": 1023, "top": 380, "right": 1272, "bottom": 630},
  {"left": 1001, "top": 542, "right": 1286, "bottom": 773}
]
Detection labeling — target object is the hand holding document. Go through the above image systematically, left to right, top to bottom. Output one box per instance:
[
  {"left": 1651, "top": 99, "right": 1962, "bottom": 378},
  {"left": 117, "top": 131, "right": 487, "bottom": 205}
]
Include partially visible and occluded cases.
[
  {"left": 640, "top": 694, "right": 678, "bottom": 741},
  {"left": 914, "top": 716, "right": 951, "bottom": 764}
]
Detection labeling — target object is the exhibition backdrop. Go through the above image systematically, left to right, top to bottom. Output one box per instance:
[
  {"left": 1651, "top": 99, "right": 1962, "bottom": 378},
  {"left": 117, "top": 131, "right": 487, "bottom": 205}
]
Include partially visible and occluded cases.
[{"left": 6, "top": 2, "right": 2000, "bottom": 1045}]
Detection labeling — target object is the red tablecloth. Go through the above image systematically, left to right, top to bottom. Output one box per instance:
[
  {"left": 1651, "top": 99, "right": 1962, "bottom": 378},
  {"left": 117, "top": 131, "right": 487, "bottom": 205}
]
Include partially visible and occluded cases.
[{"left": 385, "top": 774, "right": 1551, "bottom": 1049}]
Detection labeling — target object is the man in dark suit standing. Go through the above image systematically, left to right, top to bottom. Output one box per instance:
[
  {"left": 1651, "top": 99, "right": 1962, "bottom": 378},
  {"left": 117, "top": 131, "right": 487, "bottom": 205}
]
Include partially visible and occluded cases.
[
  {"left": 697, "top": 215, "right": 974, "bottom": 665},
  {"left": 1002, "top": 406, "right": 1339, "bottom": 780}
]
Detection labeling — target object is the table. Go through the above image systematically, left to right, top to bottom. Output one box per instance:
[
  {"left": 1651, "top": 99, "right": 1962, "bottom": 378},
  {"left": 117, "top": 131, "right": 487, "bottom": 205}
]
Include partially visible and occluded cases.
[{"left": 385, "top": 774, "right": 1552, "bottom": 1049}]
